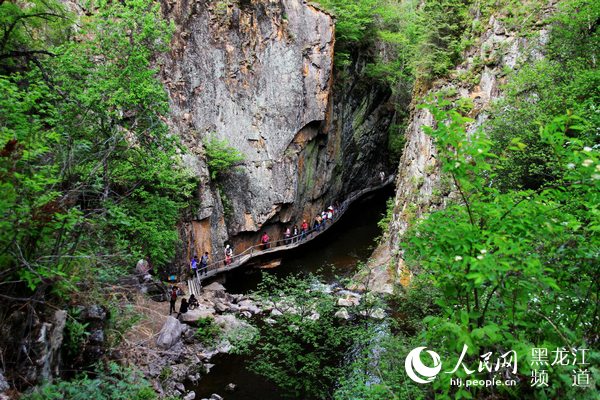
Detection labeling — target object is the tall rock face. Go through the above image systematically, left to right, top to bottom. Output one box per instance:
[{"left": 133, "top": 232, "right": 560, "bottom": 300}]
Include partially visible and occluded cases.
[
  {"left": 161, "top": 0, "right": 394, "bottom": 264},
  {"left": 369, "top": 16, "right": 550, "bottom": 292}
]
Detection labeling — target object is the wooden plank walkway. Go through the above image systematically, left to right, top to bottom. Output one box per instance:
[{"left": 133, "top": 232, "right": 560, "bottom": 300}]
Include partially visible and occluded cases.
[{"left": 187, "top": 175, "right": 394, "bottom": 294}]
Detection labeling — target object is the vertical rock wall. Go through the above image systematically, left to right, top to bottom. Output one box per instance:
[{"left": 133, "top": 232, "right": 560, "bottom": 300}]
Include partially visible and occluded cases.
[
  {"left": 161, "top": 0, "right": 395, "bottom": 267},
  {"left": 369, "top": 16, "right": 550, "bottom": 291}
]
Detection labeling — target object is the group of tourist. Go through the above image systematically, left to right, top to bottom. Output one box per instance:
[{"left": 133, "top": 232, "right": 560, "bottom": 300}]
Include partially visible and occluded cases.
[
  {"left": 186, "top": 203, "right": 340, "bottom": 278},
  {"left": 171, "top": 204, "right": 341, "bottom": 315},
  {"left": 265, "top": 204, "right": 339, "bottom": 249},
  {"left": 189, "top": 252, "right": 209, "bottom": 276}
]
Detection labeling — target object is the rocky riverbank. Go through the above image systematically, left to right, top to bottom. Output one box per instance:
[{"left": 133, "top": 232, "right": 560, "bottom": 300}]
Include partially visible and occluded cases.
[{"left": 128, "top": 277, "right": 382, "bottom": 399}]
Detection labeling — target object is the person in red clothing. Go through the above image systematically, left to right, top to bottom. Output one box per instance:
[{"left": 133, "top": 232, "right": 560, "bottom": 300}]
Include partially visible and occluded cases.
[
  {"left": 300, "top": 219, "right": 309, "bottom": 240},
  {"left": 261, "top": 232, "right": 270, "bottom": 249}
]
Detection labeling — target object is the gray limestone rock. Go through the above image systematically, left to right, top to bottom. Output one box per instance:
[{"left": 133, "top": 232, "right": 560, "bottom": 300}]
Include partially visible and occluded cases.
[
  {"left": 180, "top": 307, "right": 216, "bottom": 323},
  {"left": 334, "top": 309, "right": 350, "bottom": 320},
  {"left": 156, "top": 317, "right": 186, "bottom": 349},
  {"left": 0, "top": 371, "right": 9, "bottom": 393},
  {"left": 183, "top": 392, "right": 196, "bottom": 400}
]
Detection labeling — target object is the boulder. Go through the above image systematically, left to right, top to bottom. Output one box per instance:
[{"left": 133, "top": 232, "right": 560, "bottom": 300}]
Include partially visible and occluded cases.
[
  {"left": 203, "top": 282, "right": 227, "bottom": 298},
  {"left": 337, "top": 298, "right": 355, "bottom": 307},
  {"left": 238, "top": 300, "right": 261, "bottom": 315},
  {"left": 213, "top": 302, "right": 229, "bottom": 313},
  {"left": 81, "top": 305, "right": 107, "bottom": 321},
  {"left": 180, "top": 306, "right": 216, "bottom": 323},
  {"left": 360, "top": 308, "right": 386, "bottom": 319},
  {"left": 370, "top": 308, "right": 386, "bottom": 319},
  {"left": 270, "top": 309, "right": 283, "bottom": 317},
  {"left": 334, "top": 309, "right": 350, "bottom": 320},
  {"left": 307, "top": 312, "right": 320, "bottom": 321},
  {"left": 156, "top": 317, "right": 186, "bottom": 349},
  {"left": 88, "top": 329, "right": 104, "bottom": 344},
  {"left": 0, "top": 371, "right": 9, "bottom": 392},
  {"left": 225, "top": 383, "right": 237, "bottom": 392},
  {"left": 183, "top": 392, "right": 196, "bottom": 400},
  {"left": 210, "top": 394, "right": 223, "bottom": 400}
]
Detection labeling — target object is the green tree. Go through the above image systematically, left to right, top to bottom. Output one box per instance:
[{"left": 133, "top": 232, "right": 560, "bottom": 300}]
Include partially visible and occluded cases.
[
  {"left": 0, "top": 0, "right": 196, "bottom": 296},
  {"left": 487, "top": 0, "right": 599, "bottom": 191},
  {"left": 402, "top": 99, "right": 599, "bottom": 399}
]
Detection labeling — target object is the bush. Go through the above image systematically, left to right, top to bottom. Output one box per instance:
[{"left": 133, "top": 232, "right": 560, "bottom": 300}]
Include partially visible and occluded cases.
[
  {"left": 204, "top": 135, "right": 244, "bottom": 181},
  {"left": 194, "top": 317, "right": 221, "bottom": 347},
  {"left": 23, "top": 363, "right": 156, "bottom": 400}
]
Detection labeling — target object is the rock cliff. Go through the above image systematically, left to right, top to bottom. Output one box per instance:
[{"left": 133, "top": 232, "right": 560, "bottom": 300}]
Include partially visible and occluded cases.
[
  {"left": 161, "top": 0, "right": 394, "bottom": 267},
  {"left": 369, "top": 15, "right": 550, "bottom": 292}
]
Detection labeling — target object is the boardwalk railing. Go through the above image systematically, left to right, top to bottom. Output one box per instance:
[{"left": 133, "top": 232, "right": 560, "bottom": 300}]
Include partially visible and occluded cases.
[{"left": 186, "top": 175, "right": 394, "bottom": 294}]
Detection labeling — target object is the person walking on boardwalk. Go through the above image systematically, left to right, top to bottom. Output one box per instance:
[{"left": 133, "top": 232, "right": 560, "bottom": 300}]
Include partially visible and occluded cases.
[
  {"left": 327, "top": 206, "right": 334, "bottom": 224},
  {"left": 314, "top": 214, "right": 322, "bottom": 232},
  {"left": 301, "top": 219, "right": 309, "bottom": 240},
  {"left": 292, "top": 225, "right": 299, "bottom": 243},
  {"left": 284, "top": 227, "right": 291, "bottom": 245},
  {"left": 261, "top": 232, "right": 270, "bottom": 249},
  {"left": 224, "top": 244, "right": 233, "bottom": 265},
  {"left": 200, "top": 251, "right": 209, "bottom": 275},
  {"left": 190, "top": 254, "right": 198, "bottom": 277},
  {"left": 169, "top": 286, "right": 177, "bottom": 315}
]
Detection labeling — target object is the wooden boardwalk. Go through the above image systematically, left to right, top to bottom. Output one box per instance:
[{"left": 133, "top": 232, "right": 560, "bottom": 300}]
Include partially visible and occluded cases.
[{"left": 187, "top": 175, "right": 394, "bottom": 296}]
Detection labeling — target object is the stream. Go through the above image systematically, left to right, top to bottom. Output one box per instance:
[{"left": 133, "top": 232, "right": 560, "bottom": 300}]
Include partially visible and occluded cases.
[{"left": 191, "top": 186, "right": 394, "bottom": 399}]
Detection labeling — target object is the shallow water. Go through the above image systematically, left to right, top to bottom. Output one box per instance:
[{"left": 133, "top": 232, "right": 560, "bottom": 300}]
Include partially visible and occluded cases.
[{"left": 190, "top": 186, "right": 393, "bottom": 399}]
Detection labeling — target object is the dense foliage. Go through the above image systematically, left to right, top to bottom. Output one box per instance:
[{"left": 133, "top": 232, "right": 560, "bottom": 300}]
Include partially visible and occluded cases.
[
  {"left": 0, "top": 0, "right": 196, "bottom": 298},
  {"left": 0, "top": 0, "right": 196, "bottom": 392},
  {"left": 235, "top": 273, "right": 378, "bottom": 399},
  {"left": 22, "top": 363, "right": 156, "bottom": 400}
]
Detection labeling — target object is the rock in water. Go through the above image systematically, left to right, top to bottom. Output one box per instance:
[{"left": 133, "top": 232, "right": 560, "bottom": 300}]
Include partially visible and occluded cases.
[
  {"left": 156, "top": 317, "right": 186, "bottom": 349},
  {"left": 225, "top": 382, "right": 237, "bottom": 391},
  {"left": 183, "top": 392, "right": 196, "bottom": 400}
]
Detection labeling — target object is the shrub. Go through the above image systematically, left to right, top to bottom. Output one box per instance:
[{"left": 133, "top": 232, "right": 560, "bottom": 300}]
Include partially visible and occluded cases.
[
  {"left": 204, "top": 135, "right": 244, "bottom": 181},
  {"left": 23, "top": 363, "right": 156, "bottom": 400}
]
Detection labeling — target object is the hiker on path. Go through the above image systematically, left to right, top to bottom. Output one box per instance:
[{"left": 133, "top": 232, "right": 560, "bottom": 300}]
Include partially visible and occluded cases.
[
  {"left": 327, "top": 206, "right": 334, "bottom": 224},
  {"left": 314, "top": 215, "right": 322, "bottom": 232},
  {"left": 301, "top": 219, "right": 309, "bottom": 240},
  {"left": 292, "top": 225, "right": 299, "bottom": 243},
  {"left": 284, "top": 227, "right": 291, "bottom": 245},
  {"left": 261, "top": 232, "right": 270, "bottom": 249},
  {"left": 224, "top": 244, "right": 233, "bottom": 265},
  {"left": 200, "top": 252, "right": 209, "bottom": 275},
  {"left": 190, "top": 255, "right": 198, "bottom": 277},
  {"left": 169, "top": 286, "right": 178, "bottom": 315},
  {"left": 177, "top": 298, "right": 189, "bottom": 320}
]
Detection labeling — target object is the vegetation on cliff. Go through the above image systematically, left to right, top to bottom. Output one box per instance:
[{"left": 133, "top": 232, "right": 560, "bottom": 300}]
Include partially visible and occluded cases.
[{"left": 334, "top": 0, "right": 600, "bottom": 398}]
